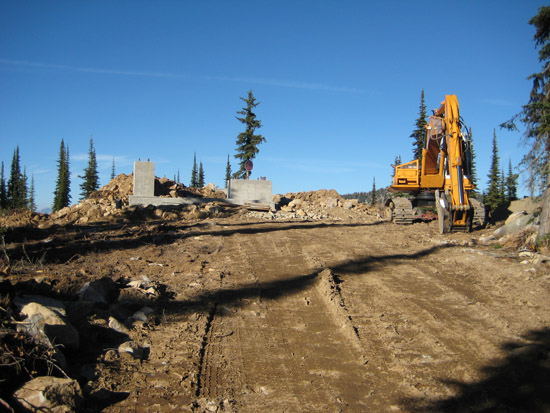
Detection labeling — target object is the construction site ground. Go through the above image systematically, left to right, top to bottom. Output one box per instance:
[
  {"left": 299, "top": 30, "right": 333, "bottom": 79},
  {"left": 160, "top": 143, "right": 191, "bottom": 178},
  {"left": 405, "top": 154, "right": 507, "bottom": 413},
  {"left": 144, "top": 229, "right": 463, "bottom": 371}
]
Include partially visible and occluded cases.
[{"left": 2, "top": 208, "right": 550, "bottom": 412}]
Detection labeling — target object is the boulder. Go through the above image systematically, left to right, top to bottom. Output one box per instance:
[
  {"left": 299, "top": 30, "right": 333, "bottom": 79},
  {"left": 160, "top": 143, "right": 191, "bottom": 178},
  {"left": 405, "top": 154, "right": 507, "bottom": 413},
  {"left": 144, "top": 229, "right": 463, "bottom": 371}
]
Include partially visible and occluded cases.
[
  {"left": 288, "top": 199, "right": 303, "bottom": 209},
  {"left": 505, "top": 210, "right": 528, "bottom": 225},
  {"left": 494, "top": 214, "right": 535, "bottom": 239},
  {"left": 79, "top": 277, "right": 118, "bottom": 307},
  {"left": 14, "top": 295, "right": 67, "bottom": 317},
  {"left": 18, "top": 302, "right": 80, "bottom": 351},
  {"left": 118, "top": 341, "right": 148, "bottom": 360},
  {"left": 14, "top": 376, "right": 83, "bottom": 411}
]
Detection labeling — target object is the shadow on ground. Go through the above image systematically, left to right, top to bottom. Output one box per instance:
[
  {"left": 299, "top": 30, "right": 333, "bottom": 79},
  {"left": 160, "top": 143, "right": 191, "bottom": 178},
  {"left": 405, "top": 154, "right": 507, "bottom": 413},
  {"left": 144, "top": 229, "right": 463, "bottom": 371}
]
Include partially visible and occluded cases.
[
  {"left": 4, "top": 219, "right": 385, "bottom": 263},
  {"left": 156, "top": 243, "right": 455, "bottom": 318},
  {"left": 401, "top": 327, "right": 550, "bottom": 412}
]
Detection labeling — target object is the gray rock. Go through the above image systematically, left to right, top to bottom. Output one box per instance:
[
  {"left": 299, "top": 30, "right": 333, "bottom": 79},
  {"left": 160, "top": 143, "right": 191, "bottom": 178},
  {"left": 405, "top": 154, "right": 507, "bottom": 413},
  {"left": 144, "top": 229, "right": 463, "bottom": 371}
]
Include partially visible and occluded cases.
[
  {"left": 323, "top": 198, "right": 339, "bottom": 208},
  {"left": 288, "top": 199, "right": 303, "bottom": 209},
  {"left": 343, "top": 200, "right": 355, "bottom": 210},
  {"left": 505, "top": 210, "right": 528, "bottom": 225},
  {"left": 494, "top": 214, "right": 534, "bottom": 239},
  {"left": 479, "top": 234, "right": 496, "bottom": 245},
  {"left": 79, "top": 277, "right": 118, "bottom": 307},
  {"left": 14, "top": 295, "right": 67, "bottom": 317},
  {"left": 19, "top": 302, "right": 80, "bottom": 351},
  {"left": 108, "top": 316, "right": 130, "bottom": 335},
  {"left": 118, "top": 341, "right": 148, "bottom": 360},
  {"left": 14, "top": 376, "right": 83, "bottom": 411}
]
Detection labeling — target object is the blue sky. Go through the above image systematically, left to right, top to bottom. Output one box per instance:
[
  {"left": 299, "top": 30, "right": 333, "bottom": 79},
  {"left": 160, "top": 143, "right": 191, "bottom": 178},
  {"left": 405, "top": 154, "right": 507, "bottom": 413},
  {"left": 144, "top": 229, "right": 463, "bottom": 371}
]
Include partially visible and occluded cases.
[{"left": 0, "top": 1, "right": 547, "bottom": 211}]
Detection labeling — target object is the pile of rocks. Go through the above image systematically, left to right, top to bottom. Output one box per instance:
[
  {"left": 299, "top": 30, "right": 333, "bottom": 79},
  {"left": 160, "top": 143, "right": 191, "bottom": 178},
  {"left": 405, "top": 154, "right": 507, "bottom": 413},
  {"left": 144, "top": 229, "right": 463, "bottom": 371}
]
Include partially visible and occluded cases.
[
  {"left": 47, "top": 175, "right": 228, "bottom": 226},
  {"left": 262, "top": 190, "right": 382, "bottom": 221},
  {"left": 1, "top": 275, "right": 167, "bottom": 411}
]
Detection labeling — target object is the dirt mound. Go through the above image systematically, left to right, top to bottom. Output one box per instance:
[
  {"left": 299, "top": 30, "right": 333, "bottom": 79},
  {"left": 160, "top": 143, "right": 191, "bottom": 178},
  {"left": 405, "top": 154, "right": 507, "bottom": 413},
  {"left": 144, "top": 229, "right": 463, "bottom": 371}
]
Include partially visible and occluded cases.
[
  {"left": 89, "top": 173, "right": 134, "bottom": 203},
  {"left": 47, "top": 176, "right": 228, "bottom": 226}
]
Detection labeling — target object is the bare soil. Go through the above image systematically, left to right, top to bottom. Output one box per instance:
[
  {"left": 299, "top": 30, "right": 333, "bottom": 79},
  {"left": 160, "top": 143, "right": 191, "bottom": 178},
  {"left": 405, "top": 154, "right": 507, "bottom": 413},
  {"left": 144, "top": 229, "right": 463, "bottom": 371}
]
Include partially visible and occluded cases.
[{"left": 2, "top": 210, "right": 550, "bottom": 412}]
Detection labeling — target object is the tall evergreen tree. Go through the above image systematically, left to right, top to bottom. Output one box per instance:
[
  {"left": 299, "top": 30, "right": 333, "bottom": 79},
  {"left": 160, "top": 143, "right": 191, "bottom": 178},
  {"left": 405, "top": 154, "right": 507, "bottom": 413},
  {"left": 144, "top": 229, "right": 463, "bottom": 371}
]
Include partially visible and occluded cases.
[
  {"left": 501, "top": 6, "right": 550, "bottom": 242},
  {"left": 410, "top": 89, "right": 428, "bottom": 165},
  {"left": 233, "top": 90, "right": 266, "bottom": 179},
  {"left": 484, "top": 130, "right": 505, "bottom": 213},
  {"left": 79, "top": 136, "right": 99, "bottom": 199},
  {"left": 53, "top": 139, "right": 71, "bottom": 211},
  {"left": 7, "top": 146, "right": 26, "bottom": 209},
  {"left": 190, "top": 153, "right": 198, "bottom": 188},
  {"left": 225, "top": 155, "right": 232, "bottom": 188},
  {"left": 111, "top": 157, "right": 116, "bottom": 181},
  {"left": 506, "top": 159, "right": 519, "bottom": 201},
  {"left": 0, "top": 161, "right": 6, "bottom": 209},
  {"left": 198, "top": 162, "right": 205, "bottom": 187},
  {"left": 22, "top": 167, "right": 28, "bottom": 209},
  {"left": 500, "top": 168, "right": 506, "bottom": 201},
  {"left": 177, "top": 169, "right": 180, "bottom": 184},
  {"left": 29, "top": 174, "right": 36, "bottom": 212},
  {"left": 371, "top": 177, "right": 376, "bottom": 205}
]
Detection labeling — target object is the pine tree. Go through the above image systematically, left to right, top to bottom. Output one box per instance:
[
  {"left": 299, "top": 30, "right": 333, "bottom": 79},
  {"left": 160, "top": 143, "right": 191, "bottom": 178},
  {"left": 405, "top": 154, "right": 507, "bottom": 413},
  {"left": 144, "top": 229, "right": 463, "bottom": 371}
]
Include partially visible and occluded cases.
[
  {"left": 501, "top": 6, "right": 550, "bottom": 242},
  {"left": 410, "top": 89, "right": 428, "bottom": 165},
  {"left": 233, "top": 90, "right": 266, "bottom": 179},
  {"left": 484, "top": 130, "right": 505, "bottom": 214},
  {"left": 79, "top": 136, "right": 99, "bottom": 199},
  {"left": 53, "top": 139, "right": 71, "bottom": 211},
  {"left": 7, "top": 146, "right": 27, "bottom": 209},
  {"left": 190, "top": 153, "right": 198, "bottom": 188},
  {"left": 225, "top": 155, "right": 232, "bottom": 188},
  {"left": 392, "top": 155, "right": 402, "bottom": 178},
  {"left": 111, "top": 157, "right": 116, "bottom": 181},
  {"left": 506, "top": 159, "right": 519, "bottom": 201},
  {"left": 0, "top": 161, "right": 6, "bottom": 209},
  {"left": 198, "top": 162, "right": 205, "bottom": 187},
  {"left": 22, "top": 167, "right": 28, "bottom": 209},
  {"left": 500, "top": 168, "right": 506, "bottom": 201},
  {"left": 177, "top": 169, "right": 180, "bottom": 184},
  {"left": 29, "top": 174, "right": 36, "bottom": 212},
  {"left": 371, "top": 177, "right": 376, "bottom": 205}
]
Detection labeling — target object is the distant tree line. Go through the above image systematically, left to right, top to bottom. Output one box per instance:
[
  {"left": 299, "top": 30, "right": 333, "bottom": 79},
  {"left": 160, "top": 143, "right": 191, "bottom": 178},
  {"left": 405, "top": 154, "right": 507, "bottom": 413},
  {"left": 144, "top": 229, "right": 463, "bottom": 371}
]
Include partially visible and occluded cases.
[
  {"left": 483, "top": 130, "right": 518, "bottom": 220},
  {"left": 1, "top": 136, "right": 108, "bottom": 213},
  {"left": 0, "top": 146, "right": 34, "bottom": 211},
  {"left": 342, "top": 184, "right": 388, "bottom": 205}
]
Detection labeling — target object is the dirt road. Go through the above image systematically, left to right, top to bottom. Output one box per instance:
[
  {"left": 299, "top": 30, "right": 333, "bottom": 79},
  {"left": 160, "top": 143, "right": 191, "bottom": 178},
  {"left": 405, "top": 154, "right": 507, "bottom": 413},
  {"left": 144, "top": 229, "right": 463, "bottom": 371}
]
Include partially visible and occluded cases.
[
  {"left": 3, "top": 212, "right": 549, "bottom": 412},
  {"left": 58, "top": 216, "right": 545, "bottom": 412}
]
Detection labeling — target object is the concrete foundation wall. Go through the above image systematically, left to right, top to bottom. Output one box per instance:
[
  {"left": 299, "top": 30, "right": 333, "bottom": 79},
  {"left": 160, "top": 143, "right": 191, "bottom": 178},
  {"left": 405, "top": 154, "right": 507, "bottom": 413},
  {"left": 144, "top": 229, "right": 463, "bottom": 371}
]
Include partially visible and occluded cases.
[
  {"left": 133, "top": 161, "right": 155, "bottom": 197},
  {"left": 228, "top": 179, "right": 274, "bottom": 209}
]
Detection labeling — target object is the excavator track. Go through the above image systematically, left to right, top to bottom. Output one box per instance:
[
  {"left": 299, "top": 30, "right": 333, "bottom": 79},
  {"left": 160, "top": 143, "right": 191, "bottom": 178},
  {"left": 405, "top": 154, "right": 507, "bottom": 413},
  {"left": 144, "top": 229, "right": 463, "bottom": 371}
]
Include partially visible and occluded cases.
[{"left": 385, "top": 197, "right": 414, "bottom": 224}]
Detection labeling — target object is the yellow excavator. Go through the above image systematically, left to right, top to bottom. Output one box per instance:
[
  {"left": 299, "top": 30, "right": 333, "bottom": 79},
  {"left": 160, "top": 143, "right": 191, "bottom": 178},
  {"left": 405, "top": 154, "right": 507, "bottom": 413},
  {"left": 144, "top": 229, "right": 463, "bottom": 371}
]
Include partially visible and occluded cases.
[{"left": 385, "top": 94, "right": 485, "bottom": 233}]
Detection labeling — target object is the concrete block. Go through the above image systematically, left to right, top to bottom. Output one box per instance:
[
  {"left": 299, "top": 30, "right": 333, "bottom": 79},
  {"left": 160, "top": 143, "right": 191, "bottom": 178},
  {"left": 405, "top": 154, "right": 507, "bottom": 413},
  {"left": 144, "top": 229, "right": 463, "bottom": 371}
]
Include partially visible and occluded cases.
[
  {"left": 133, "top": 161, "right": 155, "bottom": 197},
  {"left": 228, "top": 179, "right": 274, "bottom": 209}
]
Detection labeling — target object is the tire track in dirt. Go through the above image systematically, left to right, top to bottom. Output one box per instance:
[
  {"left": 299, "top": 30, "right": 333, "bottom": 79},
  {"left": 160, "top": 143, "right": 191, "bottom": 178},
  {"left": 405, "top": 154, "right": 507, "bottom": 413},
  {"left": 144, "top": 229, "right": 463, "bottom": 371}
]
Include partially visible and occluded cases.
[
  {"left": 102, "top": 220, "right": 550, "bottom": 411},
  {"left": 194, "top": 225, "right": 374, "bottom": 411}
]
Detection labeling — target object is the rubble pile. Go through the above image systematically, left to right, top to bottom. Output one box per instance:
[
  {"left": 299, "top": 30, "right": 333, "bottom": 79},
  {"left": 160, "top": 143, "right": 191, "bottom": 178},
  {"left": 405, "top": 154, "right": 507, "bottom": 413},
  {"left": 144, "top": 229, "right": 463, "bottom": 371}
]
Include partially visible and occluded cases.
[
  {"left": 47, "top": 175, "right": 228, "bottom": 226},
  {"left": 156, "top": 178, "right": 227, "bottom": 200},
  {"left": 265, "top": 189, "right": 383, "bottom": 221},
  {"left": 0, "top": 274, "right": 168, "bottom": 411}
]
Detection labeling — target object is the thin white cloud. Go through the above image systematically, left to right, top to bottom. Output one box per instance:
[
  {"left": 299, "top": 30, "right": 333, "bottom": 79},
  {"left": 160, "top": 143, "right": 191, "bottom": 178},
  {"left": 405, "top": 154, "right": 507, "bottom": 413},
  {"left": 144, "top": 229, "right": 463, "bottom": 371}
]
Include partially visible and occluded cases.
[{"left": 0, "top": 58, "right": 362, "bottom": 93}]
